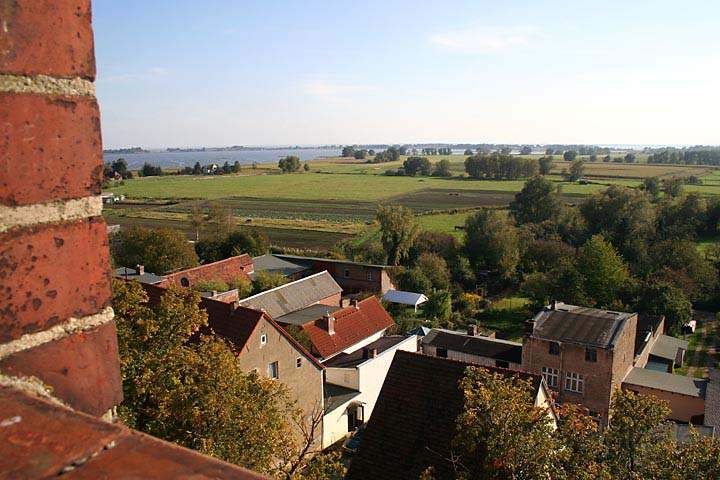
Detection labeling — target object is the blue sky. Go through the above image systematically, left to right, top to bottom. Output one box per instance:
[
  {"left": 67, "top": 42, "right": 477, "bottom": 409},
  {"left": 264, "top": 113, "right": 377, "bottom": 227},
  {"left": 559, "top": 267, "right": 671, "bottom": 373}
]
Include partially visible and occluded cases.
[{"left": 94, "top": 1, "right": 720, "bottom": 148}]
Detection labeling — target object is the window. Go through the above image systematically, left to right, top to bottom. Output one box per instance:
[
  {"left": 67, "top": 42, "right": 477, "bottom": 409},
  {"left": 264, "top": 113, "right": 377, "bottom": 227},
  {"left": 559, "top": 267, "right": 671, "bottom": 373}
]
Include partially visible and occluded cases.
[
  {"left": 344, "top": 269, "right": 351, "bottom": 278},
  {"left": 366, "top": 271, "right": 373, "bottom": 281},
  {"left": 180, "top": 277, "right": 190, "bottom": 287},
  {"left": 260, "top": 334, "right": 267, "bottom": 346},
  {"left": 549, "top": 342, "right": 560, "bottom": 355},
  {"left": 436, "top": 347, "right": 448, "bottom": 358},
  {"left": 585, "top": 348, "right": 597, "bottom": 363},
  {"left": 296, "top": 357, "right": 302, "bottom": 368},
  {"left": 267, "top": 361, "right": 279, "bottom": 379},
  {"left": 542, "top": 367, "right": 560, "bottom": 389},
  {"left": 565, "top": 372, "right": 584, "bottom": 393}
]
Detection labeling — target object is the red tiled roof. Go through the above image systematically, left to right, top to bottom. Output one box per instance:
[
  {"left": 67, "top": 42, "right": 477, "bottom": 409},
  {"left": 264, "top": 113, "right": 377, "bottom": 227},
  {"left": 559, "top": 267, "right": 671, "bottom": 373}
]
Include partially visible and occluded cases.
[
  {"left": 160, "top": 254, "right": 253, "bottom": 287},
  {"left": 298, "top": 296, "right": 394, "bottom": 359},
  {"left": 346, "top": 351, "right": 544, "bottom": 480},
  {"left": 0, "top": 387, "right": 267, "bottom": 479}
]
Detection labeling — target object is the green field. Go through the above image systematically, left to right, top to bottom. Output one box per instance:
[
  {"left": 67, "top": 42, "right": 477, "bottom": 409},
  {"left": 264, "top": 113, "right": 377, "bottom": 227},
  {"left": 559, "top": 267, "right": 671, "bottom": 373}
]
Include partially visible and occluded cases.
[{"left": 106, "top": 154, "right": 720, "bottom": 250}]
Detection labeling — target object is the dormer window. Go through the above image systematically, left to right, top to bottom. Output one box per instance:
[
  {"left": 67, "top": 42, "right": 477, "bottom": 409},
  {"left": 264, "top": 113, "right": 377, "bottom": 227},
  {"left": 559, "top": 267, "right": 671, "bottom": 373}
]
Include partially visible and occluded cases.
[
  {"left": 549, "top": 342, "right": 560, "bottom": 355},
  {"left": 585, "top": 348, "right": 597, "bottom": 362}
]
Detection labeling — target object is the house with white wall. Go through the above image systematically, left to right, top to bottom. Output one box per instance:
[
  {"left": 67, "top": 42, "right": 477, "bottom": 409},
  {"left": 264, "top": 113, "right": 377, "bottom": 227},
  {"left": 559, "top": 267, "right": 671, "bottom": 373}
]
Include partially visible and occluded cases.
[{"left": 321, "top": 335, "right": 418, "bottom": 447}]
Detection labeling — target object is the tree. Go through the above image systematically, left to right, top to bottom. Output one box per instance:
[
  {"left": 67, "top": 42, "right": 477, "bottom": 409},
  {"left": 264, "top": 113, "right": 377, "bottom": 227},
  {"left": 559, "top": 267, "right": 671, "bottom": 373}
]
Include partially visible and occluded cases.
[
  {"left": 520, "top": 145, "right": 533, "bottom": 155},
  {"left": 341, "top": 146, "right": 355, "bottom": 157},
  {"left": 353, "top": 149, "right": 367, "bottom": 160},
  {"left": 464, "top": 149, "right": 474, "bottom": 155},
  {"left": 563, "top": 150, "right": 578, "bottom": 161},
  {"left": 624, "top": 152, "right": 637, "bottom": 163},
  {"left": 465, "top": 153, "right": 538, "bottom": 180},
  {"left": 279, "top": 156, "right": 301, "bottom": 173},
  {"left": 403, "top": 156, "right": 432, "bottom": 176},
  {"left": 538, "top": 156, "right": 554, "bottom": 175},
  {"left": 111, "top": 158, "right": 130, "bottom": 179},
  {"left": 432, "top": 158, "right": 453, "bottom": 177},
  {"left": 568, "top": 159, "right": 585, "bottom": 181},
  {"left": 192, "top": 161, "right": 202, "bottom": 175},
  {"left": 232, "top": 161, "right": 241, "bottom": 173},
  {"left": 140, "top": 162, "right": 163, "bottom": 177},
  {"left": 303, "top": 162, "right": 310, "bottom": 172},
  {"left": 510, "top": 176, "right": 561, "bottom": 225},
  {"left": 641, "top": 177, "right": 661, "bottom": 198},
  {"left": 663, "top": 177, "right": 684, "bottom": 197},
  {"left": 204, "top": 202, "right": 235, "bottom": 240},
  {"left": 189, "top": 203, "right": 204, "bottom": 242},
  {"left": 377, "top": 205, "right": 418, "bottom": 265},
  {"left": 464, "top": 209, "right": 520, "bottom": 280},
  {"left": 111, "top": 226, "right": 198, "bottom": 274},
  {"left": 196, "top": 229, "right": 269, "bottom": 263},
  {"left": 576, "top": 235, "right": 629, "bottom": 308},
  {"left": 415, "top": 252, "right": 450, "bottom": 290},
  {"left": 395, "top": 266, "right": 433, "bottom": 294},
  {"left": 251, "top": 271, "right": 289, "bottom": 295},
  {"left": 113, "top": 280, "right": 344, "bottom": 479},
  {"left": 636, "top": 281, "right": 691, "bottom": 332},
  {"left": 424, "top": 290, "right": 452, "bottom": 322},
  {"left": 451, "top": 367, "right": 558, "bottom": 479},
  {"left": 604, "top": 389, "right": 673, "bottom": 479},
  {"left": 555, "top": 403, "right": 611, "bottom": 480}
]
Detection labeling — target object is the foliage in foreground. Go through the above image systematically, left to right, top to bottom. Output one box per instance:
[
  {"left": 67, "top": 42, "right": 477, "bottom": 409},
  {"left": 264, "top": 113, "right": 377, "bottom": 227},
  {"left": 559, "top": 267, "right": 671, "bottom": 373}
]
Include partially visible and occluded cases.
[
  {"left": 112, "top": 279, "right": 344, "bottom": 479},
  {"left": 425, "top": 367, "right": 720, "bottom": 480}
]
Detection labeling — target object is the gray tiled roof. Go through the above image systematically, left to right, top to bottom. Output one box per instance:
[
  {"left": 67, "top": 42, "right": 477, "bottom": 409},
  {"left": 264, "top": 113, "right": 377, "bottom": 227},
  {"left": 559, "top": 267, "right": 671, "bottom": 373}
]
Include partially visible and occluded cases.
[
  {"left": 250, "top": 254, "right": 309, "bottom": 278},
  {"left": 275, "top": 254, "right": 390, "bottom": 269},
  {"left": 114, "top": 266, "right": 165, "bottom": 285},
  {"left": 238, "top": 271, "right": 341, "bottom": 319},
  {"left": 532, "top": 302, "right": 634, "bottom": 348},
  {"left": 276, "top": 304, "right": 342, "bottom": 326},
  {"left": 422, "top": 329, "right": 523, "bottom": 364},
  {"left": 650, "top": 335, "right": 688, "bottom": 363},
  {"left": 323, "top": 336, "right": 411, "bottom": 368},
  {"left": 623, "top": 367, "right": 707, "bottom": 398},
  {"left": 705, "top": 369, "right": 720, "bottom": 433},
  {"left": 324, "top": 383, "right": 361, "bottom": 413}
]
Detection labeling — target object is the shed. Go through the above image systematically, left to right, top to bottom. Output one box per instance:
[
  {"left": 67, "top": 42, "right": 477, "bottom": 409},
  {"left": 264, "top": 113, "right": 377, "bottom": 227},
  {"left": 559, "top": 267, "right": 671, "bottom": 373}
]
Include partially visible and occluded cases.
[{"left": 382, "top": 290, "right": 428, "bottom": 312}]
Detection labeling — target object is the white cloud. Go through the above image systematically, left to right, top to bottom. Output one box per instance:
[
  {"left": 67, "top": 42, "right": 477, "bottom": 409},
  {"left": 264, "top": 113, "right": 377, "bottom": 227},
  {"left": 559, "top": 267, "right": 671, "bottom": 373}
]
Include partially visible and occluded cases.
[{"left": 430, "top": 26, "right": 534, "bottom": 54}]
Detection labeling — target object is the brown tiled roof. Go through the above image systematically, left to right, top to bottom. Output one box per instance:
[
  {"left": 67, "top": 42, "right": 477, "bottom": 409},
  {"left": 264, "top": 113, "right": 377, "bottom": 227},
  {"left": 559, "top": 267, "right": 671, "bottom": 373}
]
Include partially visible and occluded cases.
[
  {"left": 161, "top": 254, "right": 253, "bottom": 287},
  {"left": 288, "top": 296, "right": 395, "bottom": 359},
  {"left": 532, "top": 303, "right": 633, "bottom": 348},
  {"left": 346, "top": 351, "right": 543, "bottom": 480},
  {"left": 0, "top": 387, "right": 267, "bottom": 479}
]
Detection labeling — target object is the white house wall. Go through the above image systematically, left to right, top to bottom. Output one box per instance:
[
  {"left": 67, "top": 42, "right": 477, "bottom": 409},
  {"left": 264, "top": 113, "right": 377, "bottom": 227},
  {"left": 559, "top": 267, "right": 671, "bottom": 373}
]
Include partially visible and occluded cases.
[{"left": 325, "top": 367, "right": 360, "bottom": 391}]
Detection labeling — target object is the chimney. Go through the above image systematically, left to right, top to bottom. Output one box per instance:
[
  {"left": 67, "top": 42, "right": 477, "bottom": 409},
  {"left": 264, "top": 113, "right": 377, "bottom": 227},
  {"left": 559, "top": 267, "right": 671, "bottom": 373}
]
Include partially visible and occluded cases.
[
  {"left": 135, "top": 264, "right": 145, "bottom": 275},
  {"left": 341, "top": 298, "right": 350, "bottom": 308},
  {"left": 351, "top": 298, "right": 359, "bottom": 309},
  {"left": 550, "top": 299, "right": 557, "bottom": 310},
  {"left": 324, "top": 312, "right": 335, "bottom": 335},
  {"left": 524, "top": 319, "right": 536, "bottom": 336},
  {"left": 467, "top": 324, "right": 478, "bottom": 336},
  {"left": 362, "top": 347, "right": 378, "bottom": 359}
]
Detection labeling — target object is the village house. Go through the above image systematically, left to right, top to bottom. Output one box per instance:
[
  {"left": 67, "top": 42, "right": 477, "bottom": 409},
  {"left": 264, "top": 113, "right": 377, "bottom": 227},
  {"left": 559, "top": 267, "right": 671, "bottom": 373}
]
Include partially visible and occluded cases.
[
  {"left": 265, "top": 254, "right": 396, "bottom": 294},
  {"left": 522, "top": 301, "right": 717, "bottom": 430},
  {"left": 421, "top": 325, "right": 522, "bottom": 370},
  {"left": 321, "top": 335, "right": 418, "bottom": 447},
  {"left": 345, "top": 351, "right": 556, "bottom": 480}
]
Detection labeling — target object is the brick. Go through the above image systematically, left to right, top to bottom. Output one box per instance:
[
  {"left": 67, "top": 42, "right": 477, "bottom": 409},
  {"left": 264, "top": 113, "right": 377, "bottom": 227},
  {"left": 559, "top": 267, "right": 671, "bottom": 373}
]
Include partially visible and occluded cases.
[
  {"left": 0, "top": 0, "right": 96, "bottom": 79},
  {"left": 0, "top": 93, "right": 103, "bottom": 206},
  {"left": 0, "top": 217, "right": 111, "bottom": 342},
  {"left": 0, "top": 321, "right": 122, "bottom": 416},
  {"left": 0, "top": 387, "right": 121, "bottom": 478},
  {"left": 63, "top": 430, "right": 268, "bottom": 480}
]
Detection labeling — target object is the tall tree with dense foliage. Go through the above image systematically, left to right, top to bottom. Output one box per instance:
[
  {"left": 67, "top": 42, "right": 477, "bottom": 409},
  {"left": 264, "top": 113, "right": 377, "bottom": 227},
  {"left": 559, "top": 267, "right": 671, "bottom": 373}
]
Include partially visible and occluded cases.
[
  {"left": 278, "top": 155, "right": 301, "bottom": 173},
  {"left": 538, "top": 155, "right": 554, "bottom": 175},
  {"left": 403, "top": 156, "right": 432, "bottom": 176},
  {"left": 432, "top": 158, "right": 453, "bottom": 177},
  {"left": 568, "top": 158, "right": 585, "bottom": 181},
  {"left": 510, "top": 176, "right": 561, "bottom": 225},
  {"left": 377, "top": 205, "right": 418, "bottom": 265},
  {"left": 464, "top": 209, "right": 520, "bottom": 280},
  {"left": 111, "top": 226, "right": 199, "bottom": 274},
  {"left": 196, "top": 228, "right": 269, "bottom": 263},
  {"left": 576, "top": 235, "right": 629, "bottom": 308}
]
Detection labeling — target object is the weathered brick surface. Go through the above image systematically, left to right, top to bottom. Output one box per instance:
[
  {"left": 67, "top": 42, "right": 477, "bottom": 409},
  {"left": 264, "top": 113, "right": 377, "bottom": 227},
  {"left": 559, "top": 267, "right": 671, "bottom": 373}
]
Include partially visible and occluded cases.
[
  {"left": 0, "top": 0, "right": 96, "bottom": 79},
  {"left": 0, "top": 93, "right": 103, "bottom": 206},
  {"left": 0, "top": 217, "right": 111, "bottom": 342},
  {"left": 159, "top": 254, "right": 253, "bottom": 288},
  {"left": 0, "top": 321, "right": 123, "bottom": 415},
  {"left": 0, "top": 387, "right": 119, "bottom": 478},
  {"left": 0, "top": 388, "right": 268, "bottom": 479}
]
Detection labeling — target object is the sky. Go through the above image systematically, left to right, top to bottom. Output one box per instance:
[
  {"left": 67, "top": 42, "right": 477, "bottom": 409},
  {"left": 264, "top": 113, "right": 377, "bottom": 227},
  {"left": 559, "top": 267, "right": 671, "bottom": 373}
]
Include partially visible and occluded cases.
[{"left": 93, "top": 0, "right": 720, "bottom": 149}]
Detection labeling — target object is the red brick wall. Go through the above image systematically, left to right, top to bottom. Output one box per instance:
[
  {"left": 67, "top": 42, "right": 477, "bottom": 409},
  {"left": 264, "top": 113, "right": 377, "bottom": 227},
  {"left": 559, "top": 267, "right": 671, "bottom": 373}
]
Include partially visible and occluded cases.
[
  {"left": 0, "top": 0, "right": 122, "bottom": 416},
  {"left": 160, "top": 255, "right": 252, "bottom": 289}
]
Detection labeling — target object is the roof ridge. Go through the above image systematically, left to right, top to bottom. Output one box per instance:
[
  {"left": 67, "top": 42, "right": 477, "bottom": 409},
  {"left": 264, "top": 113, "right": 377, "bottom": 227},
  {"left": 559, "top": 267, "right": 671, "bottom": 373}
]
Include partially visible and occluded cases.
[{"left": 239, "top": 270, "right": 339, "bottom": 303}]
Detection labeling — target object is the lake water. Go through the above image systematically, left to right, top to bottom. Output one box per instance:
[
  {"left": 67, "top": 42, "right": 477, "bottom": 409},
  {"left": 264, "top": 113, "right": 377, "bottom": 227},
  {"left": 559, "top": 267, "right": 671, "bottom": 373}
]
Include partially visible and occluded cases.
[{"left": 103, "top": 148, "right": 342, "bottom": 169}]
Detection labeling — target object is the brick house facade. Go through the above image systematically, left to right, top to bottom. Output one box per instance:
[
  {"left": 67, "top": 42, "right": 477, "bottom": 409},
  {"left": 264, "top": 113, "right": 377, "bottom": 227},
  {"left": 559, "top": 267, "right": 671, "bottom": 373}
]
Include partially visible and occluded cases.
[{"left": 274, "top": 255, "right": 395, "bottom": 294}]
